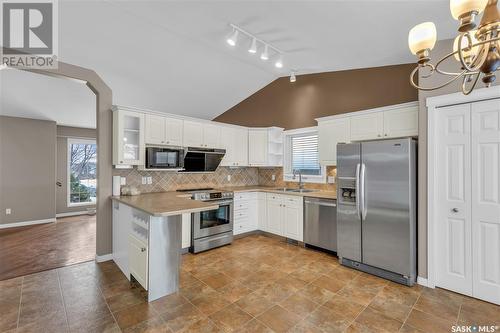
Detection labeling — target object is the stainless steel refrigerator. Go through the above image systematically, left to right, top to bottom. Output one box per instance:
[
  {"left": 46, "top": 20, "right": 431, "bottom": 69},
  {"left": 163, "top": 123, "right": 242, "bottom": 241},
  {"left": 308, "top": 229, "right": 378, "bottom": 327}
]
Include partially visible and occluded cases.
[{"left": 336, "top": 138, "right": 417, "bottom": 286}]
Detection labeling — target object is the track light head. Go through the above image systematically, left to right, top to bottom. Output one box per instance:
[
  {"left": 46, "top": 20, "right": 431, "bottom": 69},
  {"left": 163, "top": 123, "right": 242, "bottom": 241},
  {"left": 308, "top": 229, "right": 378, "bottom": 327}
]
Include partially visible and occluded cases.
[
  {"left": 226, "top": 29, "right": 238, "bottom": 46},
  {"left": 248, "top": 38, "right": 257, "bottom": 54},
  {"left": 260, "top": 45, "right": 269, "bottom": 60},
  {"left": 275, "top": 54, "right": 283, "bottom": 68},
  {"left": 290, "top": 72, "right": 296, "bottom": 83}
]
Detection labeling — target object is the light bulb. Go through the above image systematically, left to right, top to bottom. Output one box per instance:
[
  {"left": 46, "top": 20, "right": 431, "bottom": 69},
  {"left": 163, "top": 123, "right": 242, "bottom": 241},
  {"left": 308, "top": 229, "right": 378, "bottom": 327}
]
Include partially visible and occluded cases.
[
  {"left": 450, "top": 0, "right": 487, "bottom": 19},
  {"left": 408, "top": 22, "right": 437, "bottom": 55},
  {"left": 226, "top": 29, "right": 238, "bottom": 46},
  {"left": 248, "top": 38, "right": 257, "bottom": 54},
  {"left": 260, "top": 45, "right": 269, "bottom": 60},
  {"left": 275, "top": 55, "right": 283, "bottom": 68},
  {"left": 290, "top": 72, "right": 296, "bottom": 83}
]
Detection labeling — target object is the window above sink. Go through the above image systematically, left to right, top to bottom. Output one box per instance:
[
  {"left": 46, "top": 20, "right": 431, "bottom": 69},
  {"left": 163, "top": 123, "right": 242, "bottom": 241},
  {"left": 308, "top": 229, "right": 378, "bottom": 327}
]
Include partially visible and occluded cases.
[{"left": 283, "top": 127, "right": 326, "bottom": 184}]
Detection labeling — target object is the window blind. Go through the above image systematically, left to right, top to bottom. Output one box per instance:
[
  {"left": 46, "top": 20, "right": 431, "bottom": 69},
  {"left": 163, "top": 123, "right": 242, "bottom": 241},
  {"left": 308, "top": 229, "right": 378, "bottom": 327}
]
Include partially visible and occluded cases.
[{"left": 291, "top": 133, "right": 321, "bottom": 175}]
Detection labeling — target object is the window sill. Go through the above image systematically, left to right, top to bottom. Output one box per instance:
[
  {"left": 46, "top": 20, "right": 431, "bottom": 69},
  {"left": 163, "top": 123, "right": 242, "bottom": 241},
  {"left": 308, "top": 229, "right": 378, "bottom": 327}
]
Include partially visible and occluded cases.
[{"left": 68, "top": 202, "right": 96, "bottom": 208}]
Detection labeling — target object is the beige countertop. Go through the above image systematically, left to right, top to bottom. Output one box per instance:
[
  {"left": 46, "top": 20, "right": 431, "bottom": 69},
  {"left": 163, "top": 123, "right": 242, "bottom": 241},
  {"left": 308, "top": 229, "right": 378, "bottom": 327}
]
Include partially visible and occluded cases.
[
  {"left": 216, "top": 185, "right": 337, "bottom": 200},
  {"left": 111, "top": 192, "right": 218, "bottom": 217}
]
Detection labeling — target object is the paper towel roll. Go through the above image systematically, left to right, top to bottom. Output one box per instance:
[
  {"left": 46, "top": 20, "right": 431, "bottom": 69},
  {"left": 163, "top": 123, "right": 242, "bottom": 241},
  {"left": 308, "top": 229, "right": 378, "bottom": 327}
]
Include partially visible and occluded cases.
[{"left": 113, "top": 176, "right": 121, "bottom": 196}]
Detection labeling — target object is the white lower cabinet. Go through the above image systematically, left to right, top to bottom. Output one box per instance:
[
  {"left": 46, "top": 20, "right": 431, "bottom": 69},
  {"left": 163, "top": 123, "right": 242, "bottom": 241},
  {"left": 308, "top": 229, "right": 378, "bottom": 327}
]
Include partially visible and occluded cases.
[
  {"left": 234, "top": 192, "right": 258, "bottom": 235},
  {"left": 257, "top": 193, "right": 267, "bottom": 232},
  {"left": 265, "top": 193, "right": 303, "bottom": 241},
  {"left": 181, "top": 213, "right": 191, "bottom": 249},
  {"left": 128, "top": 234, "right": 148, "bottom": 290}
]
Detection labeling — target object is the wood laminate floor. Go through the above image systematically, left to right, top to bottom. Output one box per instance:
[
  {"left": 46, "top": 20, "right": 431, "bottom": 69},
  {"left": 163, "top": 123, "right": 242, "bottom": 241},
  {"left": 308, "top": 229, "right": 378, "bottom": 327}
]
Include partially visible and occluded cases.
[
  {"left": 0, "top": 215, "right": 96, "bottom": 281},
  {"left": 0, "top": 234, "right": 498, "bottom": 332}
]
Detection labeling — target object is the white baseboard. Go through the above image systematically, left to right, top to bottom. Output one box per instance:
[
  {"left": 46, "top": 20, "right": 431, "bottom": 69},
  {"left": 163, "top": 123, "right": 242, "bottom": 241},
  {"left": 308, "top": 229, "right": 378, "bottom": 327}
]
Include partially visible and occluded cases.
[
  {"left": 56, "top": 211, "right": 89, "bottom": 218},
  {"left": 0, "top": 218, "right": 55, "bottom": 229},
  {"left": 95, "top": 254, "right": 113, "bottom": 262},
  {"left": 417, "top": 276, "right": 429, "bottom": 287}
]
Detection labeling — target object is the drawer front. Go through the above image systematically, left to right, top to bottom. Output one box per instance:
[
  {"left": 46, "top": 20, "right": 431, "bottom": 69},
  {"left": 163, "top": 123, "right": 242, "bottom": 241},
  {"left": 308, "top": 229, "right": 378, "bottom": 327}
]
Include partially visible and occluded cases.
[
  {"left": 234, "top": 192, "right": 258, "bottom": 201},
  {"left": 267, "top": 193, "right": 283, "bottom": 201},
  {"left": 283, "top": 195, "right": 303, "bottom": 207},
  {"left": 234, "top": 200, "right": 251, "bottom": 211},
  {"left": 234, "top": 210, "right": 250, "bottom": 221}
]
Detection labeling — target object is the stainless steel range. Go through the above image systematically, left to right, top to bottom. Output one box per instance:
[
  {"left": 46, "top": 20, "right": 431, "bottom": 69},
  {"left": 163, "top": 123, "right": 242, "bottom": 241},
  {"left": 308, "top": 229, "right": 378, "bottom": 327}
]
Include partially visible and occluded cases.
[{"left": 190, "top": 189, "right": 234, "bottom": 253}]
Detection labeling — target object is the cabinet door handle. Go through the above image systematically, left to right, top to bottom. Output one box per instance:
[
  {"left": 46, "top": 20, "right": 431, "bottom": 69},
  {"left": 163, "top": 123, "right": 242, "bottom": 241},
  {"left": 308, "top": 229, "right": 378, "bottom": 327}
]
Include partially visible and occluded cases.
[
  {"left": 377, "top": 134, "right": 381, "bottom": 137},
  {"left": 384, "top": 134, "right": 388, "bottom": 137},
  {"left": 140, "top": 247, "right": 146, "bottom": 252}
]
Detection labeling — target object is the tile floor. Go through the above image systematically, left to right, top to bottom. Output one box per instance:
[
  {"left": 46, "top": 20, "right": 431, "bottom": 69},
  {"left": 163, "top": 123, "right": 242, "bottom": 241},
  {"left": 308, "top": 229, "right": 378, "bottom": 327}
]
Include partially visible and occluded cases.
[{"left": 1, "top": 234, "right": 499, "bottom": 333}]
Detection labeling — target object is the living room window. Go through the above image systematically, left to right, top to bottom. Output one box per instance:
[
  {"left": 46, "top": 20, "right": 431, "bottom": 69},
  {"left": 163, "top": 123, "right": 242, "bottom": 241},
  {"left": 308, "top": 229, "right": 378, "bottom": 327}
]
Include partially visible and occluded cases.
[
  {"left": 283, "top": 127, "right": 326, "bottom": 183},
  {"left": 67, "top": 138, "right": 97, "bottom": 207}
]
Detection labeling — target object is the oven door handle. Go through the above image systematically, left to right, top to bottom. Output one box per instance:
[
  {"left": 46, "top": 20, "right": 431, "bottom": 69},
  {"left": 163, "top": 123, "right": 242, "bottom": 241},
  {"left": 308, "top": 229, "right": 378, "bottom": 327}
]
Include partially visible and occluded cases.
[{"left": 203, "top": 200, "right": 233, "bottom": 205}]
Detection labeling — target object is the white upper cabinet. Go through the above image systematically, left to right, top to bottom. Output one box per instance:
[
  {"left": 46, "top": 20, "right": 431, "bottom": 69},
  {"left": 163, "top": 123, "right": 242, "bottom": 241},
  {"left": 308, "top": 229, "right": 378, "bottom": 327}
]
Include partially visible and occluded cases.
[
  {"left": 316, "top": 102, "right": 419, "bottom": 165},
  {"left": 382, "top": 106, "right": 418, "bottom": 138},
  {"left": 113, "top": 109, "right": 145, "bottom": 166},
  {"left": 350, "top": 112, "right": 384, "bottom": 141},
  {"left": 145, "top": 114, "right": 165, "bottom": 145},
  {"left": 145, "top": 115, "right": 184, "bottom": 146},
  {"left": 165, "top": 118, "right": 184, "bottom": 146},
  {"left": 318, "top": 118, "right": 350, "bottom": 165},
  {"left": 183, "top": 121, "right": 221, "bottom": 148},
  {"left": 183, "top": 121, "right": 204, "bottom": 148},
  {"left": 203, "top": 123, "right": 221, "bottom": 148},
  {"left": 220, "top": 126, "right": 248, "bottom": 166},
  {"left": 248, "top": 127, "right": 284, "bottom": 167},
  {"left": 248, "top": 129, "right": 268, "bottom": 166}
]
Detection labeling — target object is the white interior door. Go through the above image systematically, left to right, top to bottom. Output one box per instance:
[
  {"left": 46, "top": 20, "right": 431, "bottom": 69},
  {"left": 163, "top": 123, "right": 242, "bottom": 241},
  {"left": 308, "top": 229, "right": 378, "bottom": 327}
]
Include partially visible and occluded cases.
[
  {"left": 471, "top": 100, "right": 500, "bottom": 304},
  {"left": 435, "top": 103, "right": 473, "bottom": 296}
]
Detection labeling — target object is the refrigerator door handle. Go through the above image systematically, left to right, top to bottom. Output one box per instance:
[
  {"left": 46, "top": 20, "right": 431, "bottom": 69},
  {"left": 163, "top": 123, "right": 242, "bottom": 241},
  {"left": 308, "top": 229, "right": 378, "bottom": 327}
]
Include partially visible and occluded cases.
[
  {"left": 355, "top": 163, "right": 361, "bottom": 220},
  {"left": 360, "top": 163, "right": 367, "bottom": 220}
]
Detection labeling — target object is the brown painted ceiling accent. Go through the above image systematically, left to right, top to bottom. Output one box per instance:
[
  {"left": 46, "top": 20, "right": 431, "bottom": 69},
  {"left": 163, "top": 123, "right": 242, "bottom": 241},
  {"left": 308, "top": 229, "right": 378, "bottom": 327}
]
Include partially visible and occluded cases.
[{"left": 214, "top": 63, "right": 417, "bottom": 130}]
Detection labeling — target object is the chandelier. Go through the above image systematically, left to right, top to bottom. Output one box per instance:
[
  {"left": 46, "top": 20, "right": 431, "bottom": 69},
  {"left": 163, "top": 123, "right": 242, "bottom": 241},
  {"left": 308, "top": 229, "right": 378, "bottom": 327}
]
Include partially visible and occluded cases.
[{"left": 408, "top": 0, "right": 500, "bottom": 94}]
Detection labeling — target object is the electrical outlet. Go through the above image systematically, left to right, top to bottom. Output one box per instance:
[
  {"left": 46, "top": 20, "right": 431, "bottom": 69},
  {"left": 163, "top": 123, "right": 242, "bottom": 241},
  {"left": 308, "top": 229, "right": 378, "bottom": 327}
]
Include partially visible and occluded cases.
[
  {"left": 271, "top": 174, "right": 276, "bottom": 181},
  {"left": 227, "top": 175, "right": 231, "bottom": 182},
  {"left": 147, "top": 176, "right": 152, "bottom": 185},
  {"left": 328, "top": 176, "right": 335, "bottom": 184},
  {"left": 120, "top": 177, "right": 126, "bottom": 185},
  {"left": 141, "top": 177, "right": 147, "bottom": 185},
  {"left": 5, "top": 208, "right": 11, "bottom": 215}
]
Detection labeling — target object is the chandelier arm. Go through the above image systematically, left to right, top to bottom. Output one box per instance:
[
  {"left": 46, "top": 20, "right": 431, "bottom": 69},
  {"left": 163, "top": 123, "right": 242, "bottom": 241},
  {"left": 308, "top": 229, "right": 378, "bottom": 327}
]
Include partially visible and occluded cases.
[
  {"left": 457, "top": 35, "right": 499, "bottom": 72},
  {"left": 410, "top": 66, "right": 468, "bottom": 91},
  {"left": 462, "top": 72, "right": 481, "bottom": 95}
]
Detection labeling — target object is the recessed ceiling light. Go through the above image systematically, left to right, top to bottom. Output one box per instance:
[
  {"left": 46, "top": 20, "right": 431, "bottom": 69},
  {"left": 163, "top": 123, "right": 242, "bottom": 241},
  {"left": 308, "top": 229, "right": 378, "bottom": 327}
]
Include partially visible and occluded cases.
[
  {"left": 226, "top": 29, "right": 238, "bottom": 46},
  {"left": 248, "top": 38, "right": 257, "bottom": 54},
  {"left": 260, "top": 45, "right": 269, "bottom": 60},
  {"left": 275, "top": 54, "right": 283, "bottom": 68}
]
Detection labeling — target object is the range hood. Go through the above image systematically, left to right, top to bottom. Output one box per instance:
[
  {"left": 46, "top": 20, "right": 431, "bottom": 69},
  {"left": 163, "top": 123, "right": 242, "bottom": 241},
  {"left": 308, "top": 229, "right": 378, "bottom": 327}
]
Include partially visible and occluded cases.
[{"left": 181, "top": 147, "right": 225, "bottom": 172}]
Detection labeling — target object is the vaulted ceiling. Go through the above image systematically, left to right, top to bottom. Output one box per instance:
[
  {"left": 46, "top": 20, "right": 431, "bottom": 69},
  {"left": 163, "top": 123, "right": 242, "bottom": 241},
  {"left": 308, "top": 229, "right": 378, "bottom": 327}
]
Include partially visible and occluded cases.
[{"left": 1, "top": 0, "right": 458, "bottom": 127}]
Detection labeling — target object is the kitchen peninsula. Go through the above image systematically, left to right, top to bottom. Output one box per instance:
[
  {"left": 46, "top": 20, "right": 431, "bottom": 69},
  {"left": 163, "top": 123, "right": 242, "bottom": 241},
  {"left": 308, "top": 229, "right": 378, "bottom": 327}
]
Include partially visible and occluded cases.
[{"left": 111, "top": 192, "right": 218, "bottom": 301}]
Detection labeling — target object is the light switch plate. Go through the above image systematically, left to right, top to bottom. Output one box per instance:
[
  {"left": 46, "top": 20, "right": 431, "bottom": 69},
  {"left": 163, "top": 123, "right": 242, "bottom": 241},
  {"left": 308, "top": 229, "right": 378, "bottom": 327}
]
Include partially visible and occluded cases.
[
  {"left": 271, "top": 174, "right": 276, "bottom": 181},
  {"left": 227, "top": 175, "right": 231, "bottom": 182},
  {"left": 147, "top": 176, "right": 152, "bottom": 185},
  {"left": 327, "top": 176, "right": 335, "bottom": 184},
  {"left": 120, "top": 177, "right": 126, "bottom": 185},
  {"left": 141, "top": 177, "right": 147, "bottom": 185},
  {"left": 5, "top": 208, "right": 11, "bottom": 215}
]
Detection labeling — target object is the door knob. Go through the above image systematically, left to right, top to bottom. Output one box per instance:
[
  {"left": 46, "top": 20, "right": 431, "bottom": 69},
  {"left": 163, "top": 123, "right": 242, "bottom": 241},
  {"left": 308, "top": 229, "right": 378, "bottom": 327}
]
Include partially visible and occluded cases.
[{"left": 451, "top": 208, "right": 459, "bottom": 213}]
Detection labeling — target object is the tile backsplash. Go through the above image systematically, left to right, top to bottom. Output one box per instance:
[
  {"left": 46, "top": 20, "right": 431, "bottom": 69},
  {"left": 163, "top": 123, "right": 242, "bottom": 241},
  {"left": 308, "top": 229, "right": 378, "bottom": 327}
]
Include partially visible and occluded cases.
[{"left": 113, "top": 166, "right": 336, "bottom": 193}]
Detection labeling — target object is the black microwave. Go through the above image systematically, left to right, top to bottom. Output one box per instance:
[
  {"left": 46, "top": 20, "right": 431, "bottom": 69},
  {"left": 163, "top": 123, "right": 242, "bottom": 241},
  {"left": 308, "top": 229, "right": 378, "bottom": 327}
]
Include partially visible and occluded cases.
[{"left": 145, "top": 146, "right": 184, "bottom": 169}]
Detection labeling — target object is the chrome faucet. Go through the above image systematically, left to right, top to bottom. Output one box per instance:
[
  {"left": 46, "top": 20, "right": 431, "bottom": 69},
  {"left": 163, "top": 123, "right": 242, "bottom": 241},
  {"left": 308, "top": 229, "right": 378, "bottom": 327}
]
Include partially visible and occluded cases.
[{"left": 293, "top": 169, "right": 304, "bottom": 191}]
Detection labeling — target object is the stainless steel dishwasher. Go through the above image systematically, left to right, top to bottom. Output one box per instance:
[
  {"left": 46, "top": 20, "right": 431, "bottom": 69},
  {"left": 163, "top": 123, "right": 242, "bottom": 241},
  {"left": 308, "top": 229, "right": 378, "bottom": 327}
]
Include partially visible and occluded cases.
[{"left": 304, "top": 197, "right": 337, "bottom": 252}]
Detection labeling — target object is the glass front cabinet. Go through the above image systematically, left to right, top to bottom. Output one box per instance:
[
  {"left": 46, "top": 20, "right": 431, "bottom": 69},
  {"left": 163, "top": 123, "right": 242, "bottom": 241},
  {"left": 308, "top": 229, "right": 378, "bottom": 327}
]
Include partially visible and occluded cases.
[{"left": 113, "top": 109, "right": 145, "bottom": 166}]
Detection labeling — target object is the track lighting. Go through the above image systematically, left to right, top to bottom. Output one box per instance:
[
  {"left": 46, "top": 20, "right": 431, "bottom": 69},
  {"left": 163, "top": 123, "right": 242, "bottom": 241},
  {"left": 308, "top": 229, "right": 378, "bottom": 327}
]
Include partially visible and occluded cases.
[
  {"left": 226, "top": 24, "right": 285, "bottom": 70},
  {"left": 226, "top": 29, "right": 238, "bottom": 46},
  {"left": 248, "top": 38, "right": 257, "bottom": 54},
  {"left": 260, "top": 45, "right": 269, "bottom": 60},
  {"left": 275, "top": 54, "right": 283, "bottom": 68},
  {"left": 290, "top": 72, "right": 296, "bottom": 83}
]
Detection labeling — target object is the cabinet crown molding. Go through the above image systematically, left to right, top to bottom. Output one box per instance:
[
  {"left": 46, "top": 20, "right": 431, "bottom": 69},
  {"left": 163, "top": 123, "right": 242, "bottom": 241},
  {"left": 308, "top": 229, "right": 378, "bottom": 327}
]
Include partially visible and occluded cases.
[{"left": 315, "top": 101, "right": 419, "bottom": 123}]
